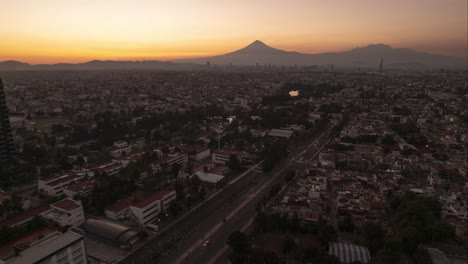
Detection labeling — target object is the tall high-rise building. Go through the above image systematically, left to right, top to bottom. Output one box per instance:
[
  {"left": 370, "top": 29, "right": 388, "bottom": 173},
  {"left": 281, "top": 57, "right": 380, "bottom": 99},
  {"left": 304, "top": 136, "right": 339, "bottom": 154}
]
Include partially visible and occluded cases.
[{"left": 0, "top": 78, "right": 15, "bottom": 165}]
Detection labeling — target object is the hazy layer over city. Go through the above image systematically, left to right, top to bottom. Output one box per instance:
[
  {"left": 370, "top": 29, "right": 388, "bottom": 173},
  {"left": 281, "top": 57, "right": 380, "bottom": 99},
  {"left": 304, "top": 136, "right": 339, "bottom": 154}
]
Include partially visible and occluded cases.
[
  {"left": 1, "top": 0, "right": 467, "bottom": 63},
  {"left": 0, "top": 1, "right": 468, "bottom": 264}
]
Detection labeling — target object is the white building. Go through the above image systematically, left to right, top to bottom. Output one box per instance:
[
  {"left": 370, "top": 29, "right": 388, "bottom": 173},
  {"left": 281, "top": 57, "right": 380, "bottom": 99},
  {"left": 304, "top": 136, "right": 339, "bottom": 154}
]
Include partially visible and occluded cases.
[
  {"left": 250, "top": 128, "right": 268, "bottom": 137},
  {"left": 268, "top": 129, "right": 294, "bottom": 139},
  {"left": 131, "top": 138, "right": 145, "bottom": 150},
  {"left": 109, "top": 141, "right": 132, "bottom": 158},
  {"left": 180, "top": 146, "right": 210, "bottom": 161},
  {"left": 192, "top": 147, "right": 210, "bottom": 161},
  {"left": 212, "top": 149, "right": 249, "bottom": 164},
  {"left": 115, "top": 151, "right": 146, "bottom": 168},
  {"left": 155, "top": 153, "right": 187, "bottom": 171},
  {"left": 87, "top": 162, "right": 122, "bottom": 176},
  {"left": 72, "top": 168, "right": 94, "bottom": 178},
  {"left": 194, "top": 171, "right": 225, "bottom": 184},
  {"left": 38, "top": 173, "right": 84, "bottom": 197},
  {"left": 63, "top": 179, "right": 95, "bottom": 198},
  {"left": 130, "top": 189, "right": 176, "bottom": 227},
  {"left": 104, "top": 192, "right": 143, "bottom": 221},
  {"left": 42, "top": 199, "right": 85, "bottom": 228},
  {"left": 105, "top": 203, "right": 131, "bottom": 221},
  {"left": 1, "top": 231, "right": 87, "bottom": 264}
]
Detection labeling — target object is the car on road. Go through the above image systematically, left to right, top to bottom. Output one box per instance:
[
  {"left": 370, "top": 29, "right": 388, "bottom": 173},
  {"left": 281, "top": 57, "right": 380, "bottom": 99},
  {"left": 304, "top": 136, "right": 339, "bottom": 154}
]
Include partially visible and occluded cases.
[{"left": 203, "top": 240, "right": 210, "bottom": 247}]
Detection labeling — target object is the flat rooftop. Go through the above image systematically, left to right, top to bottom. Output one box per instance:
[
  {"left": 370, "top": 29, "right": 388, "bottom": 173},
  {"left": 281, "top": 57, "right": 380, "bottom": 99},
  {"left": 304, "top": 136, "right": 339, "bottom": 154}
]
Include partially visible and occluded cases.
[
  {"left": 51, "top": 199, "right": 81, "bottom": 211},
  {"left": 5, "top": 231, "right": 83, "bottom": 264}
]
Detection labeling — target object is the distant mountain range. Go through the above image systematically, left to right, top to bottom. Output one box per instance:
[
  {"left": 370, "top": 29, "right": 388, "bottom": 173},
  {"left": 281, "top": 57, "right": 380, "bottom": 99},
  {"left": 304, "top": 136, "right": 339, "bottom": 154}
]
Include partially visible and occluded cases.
[
  {"left": 1, "top": 40, "right": 466, "bottom": 70},
  {"left": 175, "top": 40, "right": 467, "bottom": 69},
  {"left": 0, "top": 60, "right": 192, "bottom": 71}
]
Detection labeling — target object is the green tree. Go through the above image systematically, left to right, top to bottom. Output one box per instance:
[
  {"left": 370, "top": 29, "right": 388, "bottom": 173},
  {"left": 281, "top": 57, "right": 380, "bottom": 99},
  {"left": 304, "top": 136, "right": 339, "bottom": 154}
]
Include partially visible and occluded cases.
[
  {"left": 381, "top": 134, "right": 395, "bottom": 145},
  {"left": 22, "top": 143, "right": 48, "bottom": 165},
  {"left": 162, "top": 146, "right": 169, "bottom": 155},
  {"left": 227, "top": 154, "right": 241, "bottom": 171},
  {"left": 76, "top": 155, "right": 85, "bottom": 167},
  {"left": 171, "top": 163, "right": 182, "bottom": 179},
  {"left": 190, "top": 175, "right": 201, "bottom": 191},
  {"left": 174, "top": 180, "right": 184, "bottom": 199},
  {"left": 269, "top": 183, "right": 282, "bottom": 197},
  {"left": 199, "top": 186, "right": 207, "bottom": 200},
  {"left": 169, "top": 201, "right": 182, "bottom": 217},
  {"left": 339, "top": 216, "right": 355, "bottom": 232},
  {"left": 361, "top": 223, "right": 385, "bottom": 255},
  {"left": 318, "top": 224, "right": 338, "bottom": 249},
  {"left": 138, "top": 231, "right": 148, "bottom": 240},
  {"left": 227, "top": 231, "right": 250, "bottom": 264},
  {"left": 283, "top": 237, "right": 297, "bottom": 254},
  {"left": 412, "top": 248, "right": 433, "bottom": 264},
  {"left": 369, "top": 250, "right": 400, "bottom": 264},
  {"left": 250, "top": 251, "right": 279, "bottom": 264}
]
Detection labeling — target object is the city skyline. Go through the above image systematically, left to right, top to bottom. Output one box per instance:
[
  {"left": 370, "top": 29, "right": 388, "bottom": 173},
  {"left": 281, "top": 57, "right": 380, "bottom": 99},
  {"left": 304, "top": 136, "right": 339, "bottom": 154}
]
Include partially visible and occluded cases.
[{"left": 1, "top": 0, "right": 467, "bottom": 64}]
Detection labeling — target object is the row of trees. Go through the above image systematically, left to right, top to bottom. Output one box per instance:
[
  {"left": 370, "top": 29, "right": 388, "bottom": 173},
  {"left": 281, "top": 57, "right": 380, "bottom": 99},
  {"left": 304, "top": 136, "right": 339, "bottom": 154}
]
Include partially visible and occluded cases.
[
  {"left": 391, "top": 122, "right": 428, "bottom": 147},
  {"left": 260, "top": 140, "right": 288, "bottom": 172},
  {"left": 0, "top": 165, "right": 37, "bottom": 189},
  {"left": 89, "top": 174, "right": 136, "bottom": 213},
  {"left": 244, "top": 192, "right": 456, "bottom": 264},
  {"left": 350, "top": 193, "right": 457, "bottom": 263},
  {"left": 387, "top": 193, "right": 455, "bottom": 254},
  {"left": 0, "top": 195, "right": 23, "bottom": 220},
  {"left": 253, "top": 213, "right": 338, "bottom": 248},
  {"left": 228, "top": 215, "right": 341, "bottom": 264},
  {"left": 0, "top": 216, "right": 45, "bottom": 247}
]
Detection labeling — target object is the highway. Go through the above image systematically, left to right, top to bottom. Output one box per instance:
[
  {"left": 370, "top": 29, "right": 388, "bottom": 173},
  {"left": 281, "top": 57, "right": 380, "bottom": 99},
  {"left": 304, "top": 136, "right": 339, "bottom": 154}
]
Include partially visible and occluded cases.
[
  {"left": 121, "top": 124, "right": 334, "bottom": 264},
  {"left": 159, "top": 125, "right": 334, "bottom": 264},
  {"left": 121, "top": 162, "right": 263, "bottom": 264}
]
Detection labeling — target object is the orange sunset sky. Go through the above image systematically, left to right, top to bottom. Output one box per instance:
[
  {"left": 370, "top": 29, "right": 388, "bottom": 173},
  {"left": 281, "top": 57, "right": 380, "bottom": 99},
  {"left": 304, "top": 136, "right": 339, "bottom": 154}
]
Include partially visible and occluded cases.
[{"left": 1, "top": 0, "right": 467, "bottom": 64}]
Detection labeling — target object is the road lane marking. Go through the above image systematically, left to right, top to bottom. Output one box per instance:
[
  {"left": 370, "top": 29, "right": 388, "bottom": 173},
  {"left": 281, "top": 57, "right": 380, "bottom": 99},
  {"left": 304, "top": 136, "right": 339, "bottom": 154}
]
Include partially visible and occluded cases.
[
  {"left": 172, "top": 126, "right": 334, "bottom": 264},
  {"left": 174, "top": 160, "right": 291, "bottom": 264},
  {"left": 207, "top": 216, "right": 255, "bottom": 264}
]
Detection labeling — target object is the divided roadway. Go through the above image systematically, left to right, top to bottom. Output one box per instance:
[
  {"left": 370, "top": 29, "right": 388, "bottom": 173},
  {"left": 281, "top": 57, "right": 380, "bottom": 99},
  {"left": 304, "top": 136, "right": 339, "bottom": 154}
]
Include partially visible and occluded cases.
[{"left": 122, "top": 124, "right": 334, "bottom": 264}]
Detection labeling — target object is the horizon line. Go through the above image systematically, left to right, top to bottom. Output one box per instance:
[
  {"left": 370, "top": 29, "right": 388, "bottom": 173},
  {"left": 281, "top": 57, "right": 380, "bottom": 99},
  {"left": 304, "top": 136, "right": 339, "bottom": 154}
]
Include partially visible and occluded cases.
[{"left": 1, "top": 40, "right": 467, "bottom": 65}]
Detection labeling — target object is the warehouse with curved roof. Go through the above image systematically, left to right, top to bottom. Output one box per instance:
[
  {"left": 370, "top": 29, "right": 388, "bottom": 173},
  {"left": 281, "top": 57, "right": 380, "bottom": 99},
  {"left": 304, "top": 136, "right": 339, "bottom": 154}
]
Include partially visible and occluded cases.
[{"left": 82, "top": 218, "right": 140, "bottom": 248}]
